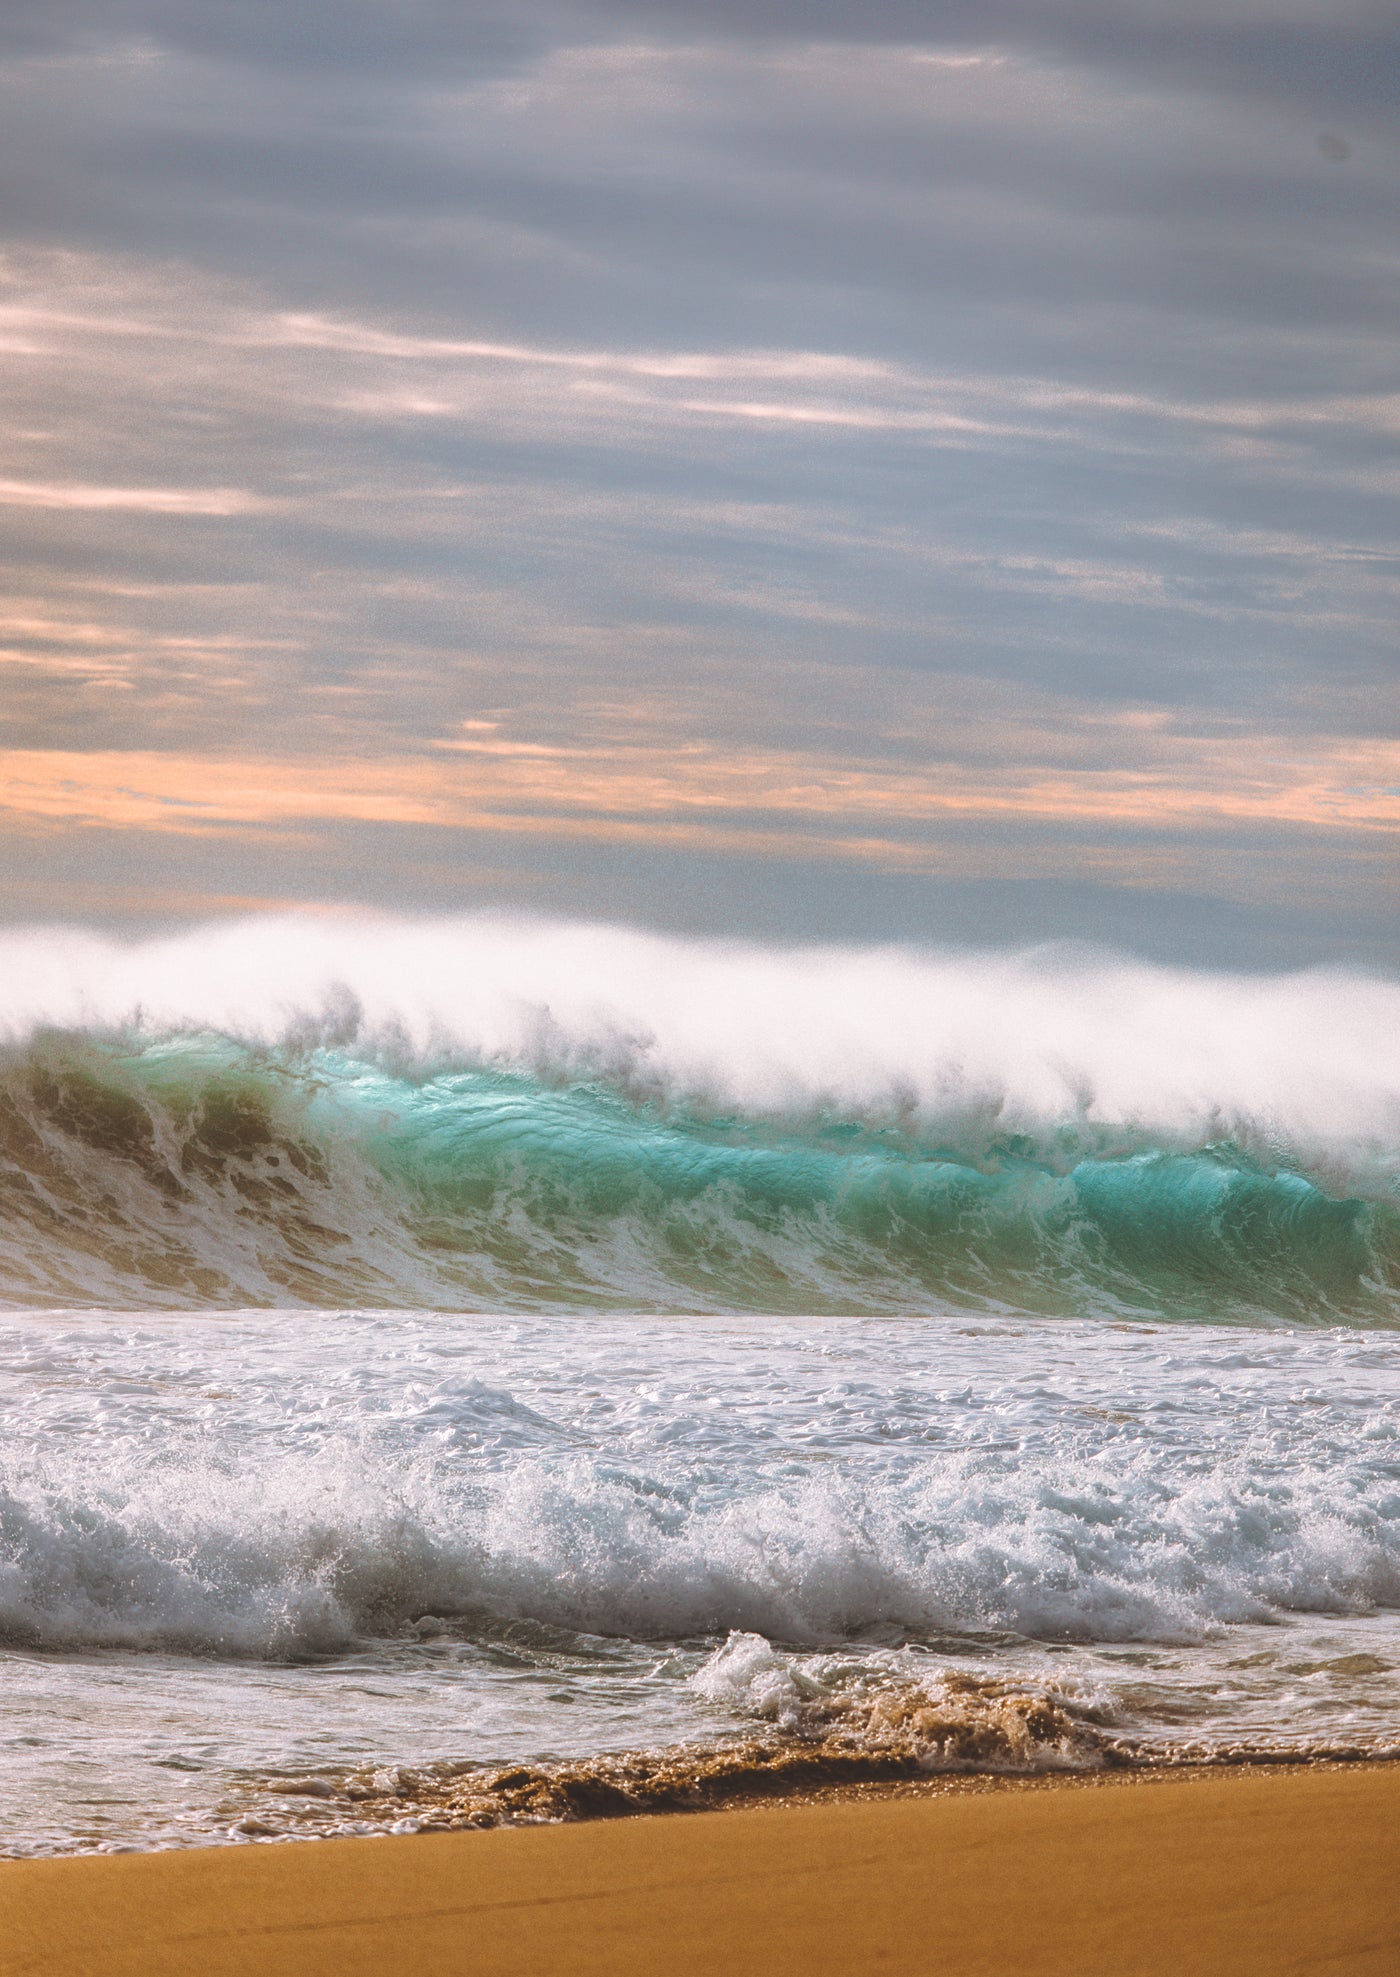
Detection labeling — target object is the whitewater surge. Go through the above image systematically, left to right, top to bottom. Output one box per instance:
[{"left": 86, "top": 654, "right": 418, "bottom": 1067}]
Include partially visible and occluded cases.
[
  {"left": 0, "top": 913, "right": 1396, "bottom": 1321},
  {"left": 2, "top": 1309, "right": 1398, "bottom": 1854},
  {"left": 2, "top": 1310, "right": 1398, "bottom": 1660},
  {"left": 6, "top": 1426, "right": 1397, "bottom": 1658}
]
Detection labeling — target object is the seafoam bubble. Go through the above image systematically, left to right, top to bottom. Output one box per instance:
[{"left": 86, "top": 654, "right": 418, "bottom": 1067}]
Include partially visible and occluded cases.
[{"left": 690, "top": 1631, "right": 1114, "bottom": 1762}]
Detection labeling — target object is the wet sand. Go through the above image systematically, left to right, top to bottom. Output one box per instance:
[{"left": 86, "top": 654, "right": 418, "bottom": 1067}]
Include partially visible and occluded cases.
[{"left": 2, "top": 1764, "right": 1397, "bottom": 1977}]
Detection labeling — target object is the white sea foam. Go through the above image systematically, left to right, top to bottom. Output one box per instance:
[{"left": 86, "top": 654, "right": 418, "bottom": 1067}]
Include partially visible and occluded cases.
[
  {"left": 0, "top": 912, "right": 1397, "bottom": 1168},
  {"left": 2, "top": 1309, "right": 1398, "bottom": 1855},
  {"left": 3, "top": 1383, "right": 1397, "bottom": 1655}
]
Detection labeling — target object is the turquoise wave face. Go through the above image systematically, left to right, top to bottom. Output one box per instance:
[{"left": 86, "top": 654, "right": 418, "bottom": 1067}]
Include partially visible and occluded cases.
[{"left": 1, "top": 1031, "right": 1397, "bottom": 1323}]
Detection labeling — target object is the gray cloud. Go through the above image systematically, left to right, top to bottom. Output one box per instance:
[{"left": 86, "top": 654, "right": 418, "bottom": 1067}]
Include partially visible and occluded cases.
[
  {"left": 9, "top": 0, "right": 1399, "bottom": 110},
  {"left": 590, "top": 1, "right": 1400, "bottom": 118},
  {"left": 0, "top": 2, "right": 1394, "bottom": 961},
  {"left": 0, "top": 15, "right": 1391, "bottom": 375}
]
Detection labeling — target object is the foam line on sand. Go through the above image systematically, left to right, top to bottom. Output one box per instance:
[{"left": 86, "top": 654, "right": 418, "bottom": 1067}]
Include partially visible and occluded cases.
[{"left": 2, "top": 1766, "right": 1398, "bottom": 1977}]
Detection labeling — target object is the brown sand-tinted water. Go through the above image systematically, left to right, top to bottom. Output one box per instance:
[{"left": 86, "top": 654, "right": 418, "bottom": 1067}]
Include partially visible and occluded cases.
[{"left": 248, "top": 1674, "right": 1121, "bottom": 1836}]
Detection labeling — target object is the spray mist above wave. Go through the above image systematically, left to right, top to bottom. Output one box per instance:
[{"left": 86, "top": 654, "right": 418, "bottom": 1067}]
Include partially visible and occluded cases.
[
  {"left": 4, "top": 911, "right": 1399, "bottom": 1150},
  {"left": 0, "top": 913, "right": 1397, "bottom": 1319}
]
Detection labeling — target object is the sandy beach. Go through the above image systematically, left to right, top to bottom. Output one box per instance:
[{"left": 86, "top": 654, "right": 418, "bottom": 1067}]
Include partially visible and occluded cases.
[{"left": 3, "top": 1764, "right": 1396, "bottom": 1977}]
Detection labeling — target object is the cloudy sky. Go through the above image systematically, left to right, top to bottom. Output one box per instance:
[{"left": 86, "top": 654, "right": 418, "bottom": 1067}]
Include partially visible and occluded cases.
[{"left": 1, "top": 0, "right": 1395, "bottom": 965}]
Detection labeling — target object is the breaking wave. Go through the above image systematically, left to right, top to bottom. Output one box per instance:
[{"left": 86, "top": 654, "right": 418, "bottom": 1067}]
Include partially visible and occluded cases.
[
  {"left": 0, "top": 912, "right": 1397, "bottom": 1322},
  {"left": 4, "top": 1426, "right": 1398, "bottom": 1658}
]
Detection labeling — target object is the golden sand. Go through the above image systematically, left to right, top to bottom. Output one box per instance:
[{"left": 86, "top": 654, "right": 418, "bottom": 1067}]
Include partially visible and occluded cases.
[{"left": 2, "top": 1764, "right": 1397, "bottom": 1977}]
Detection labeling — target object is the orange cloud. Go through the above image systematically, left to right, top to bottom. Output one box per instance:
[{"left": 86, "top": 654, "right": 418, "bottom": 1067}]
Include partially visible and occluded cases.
[{"left": 1, "top": 728, "right": 1396, "bottom": 875}]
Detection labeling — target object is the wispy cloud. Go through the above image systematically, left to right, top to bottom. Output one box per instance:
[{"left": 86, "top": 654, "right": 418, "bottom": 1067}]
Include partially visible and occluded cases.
[
  {"left": 0, "top": 478, "right": 267, "bottom": 513},
  {"left": 5, "top": 714, "right": 1396, "bottom": 854}
]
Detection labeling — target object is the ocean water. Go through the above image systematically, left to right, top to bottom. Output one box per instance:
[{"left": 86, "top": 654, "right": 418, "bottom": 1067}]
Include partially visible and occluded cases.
[{"left": 0, "top": 915, "right": 1397, "bottom": 1853}]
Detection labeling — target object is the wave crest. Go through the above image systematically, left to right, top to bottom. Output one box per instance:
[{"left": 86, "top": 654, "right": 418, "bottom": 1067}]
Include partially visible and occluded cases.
[{"left": 0, "top": 1030, "right": 1394, "bottom": 1321}]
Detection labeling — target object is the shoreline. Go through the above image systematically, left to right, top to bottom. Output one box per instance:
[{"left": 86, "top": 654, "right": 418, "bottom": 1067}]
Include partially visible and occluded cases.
[
  {"left": 248, "top": 1745, "right": 1400, "bottom": 1840},
  {"left": 8, "top": 1746, "right": 1400, "bottom": 1859},
  {"left": 3, "top": 1762, "right": 1397, "bottom": 1975}
]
